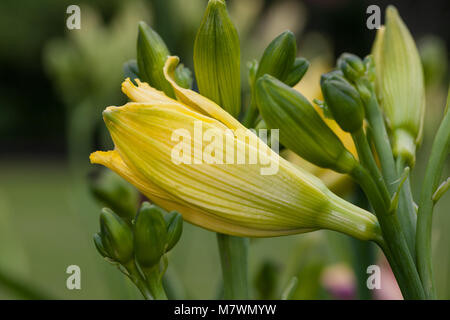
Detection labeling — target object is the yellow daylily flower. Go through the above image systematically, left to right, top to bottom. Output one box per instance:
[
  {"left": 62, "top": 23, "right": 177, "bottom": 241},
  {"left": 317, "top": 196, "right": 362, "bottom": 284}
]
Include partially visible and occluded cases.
[{"left": 90, "top": 56, "right": 381, "bottom": 241}]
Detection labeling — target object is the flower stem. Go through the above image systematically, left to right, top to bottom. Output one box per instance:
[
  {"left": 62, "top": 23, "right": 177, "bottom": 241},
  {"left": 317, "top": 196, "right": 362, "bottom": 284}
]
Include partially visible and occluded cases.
[
  {"left": 363, "top": 90, "right": 417, "bottom": 256},
  {"left": 416, "top": 102, "right": 450, "bottom": 299},
  {"left": 351, "top": 128, "right": 390, "bottom": 204},
  {"left": 351, "top": 164, "right": 425, "bottom": 299},
  {"left": 216, "top": 233, "right": 249, "bottom": 299},
  {"left": 123, "top": 261, "right": 153, "bottom": 300},
  {"left": 143, "top": 265, "right": 168, "bottom": 300}
]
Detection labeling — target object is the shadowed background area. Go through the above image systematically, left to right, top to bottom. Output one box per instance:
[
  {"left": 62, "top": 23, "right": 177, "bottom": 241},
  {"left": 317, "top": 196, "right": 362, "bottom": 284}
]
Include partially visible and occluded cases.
[{"left": 0, "top": 0, "right": 448, "bottom": 299}]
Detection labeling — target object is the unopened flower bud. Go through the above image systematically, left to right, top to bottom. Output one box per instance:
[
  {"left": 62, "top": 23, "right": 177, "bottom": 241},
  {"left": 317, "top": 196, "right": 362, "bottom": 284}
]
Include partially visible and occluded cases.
[
  {"left": 194, "top": 0, "right": 241, "bottom": 117},
  {"left": 372, "top": 6, "right": 425, "bottom": 166},
  {"left": 137, "top": 21, "right": 174, "bottom": 97},
  {"left": 256, "top": 31, "right": 296, "bottom": 83},
  {"left": 337, "top": 53, "right": 365, "bottom": 82},
  {"left": 284, "top": 57, "right": 310, "bottom": 86},
  {"left": 256, "top": 74, "right": 358, "bottom": 174},
  {"left": 321, "top": 75, "right": 365, "bottom": 133},
  {"left": 90, "top": 169, "right": 138, "bottom": 223},
  {"left": 134, "top": 202, "right": 167, "bottom": 269},
  {"left": 99, "top": 208, "right": 134, "bottom": 264},
  {"left": 164, "top": 211, "right": 183, "bottom": 252},
  {"left": 93, "top": 232, "right": 110, "bottom": 259}
]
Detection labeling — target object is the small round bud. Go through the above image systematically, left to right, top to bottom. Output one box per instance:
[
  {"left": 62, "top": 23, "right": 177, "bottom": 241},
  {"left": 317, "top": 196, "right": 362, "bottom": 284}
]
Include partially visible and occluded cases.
[
  {"left": 337, "top": 53, "right": 365, "bottom": 82},
  {"left": 321, "top": 76, "right": 365, "bottom": 133},
  {"left": 134, "top": 202, "right": 167, "bottom": 269},
  {"left": 99, "top": 208, "right": 134, "bottom": 264}
]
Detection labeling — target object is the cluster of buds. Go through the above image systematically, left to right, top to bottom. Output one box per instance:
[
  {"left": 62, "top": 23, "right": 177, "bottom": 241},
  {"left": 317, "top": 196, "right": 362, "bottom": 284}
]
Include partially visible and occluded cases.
[{"left": 93, "top": 200, "right": 182, "bottom": 299}]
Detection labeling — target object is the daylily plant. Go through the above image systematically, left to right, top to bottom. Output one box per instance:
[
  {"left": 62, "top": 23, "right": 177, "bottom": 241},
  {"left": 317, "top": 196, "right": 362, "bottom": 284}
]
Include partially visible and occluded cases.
[{"left": 90, "top": 1, "right": 449, "bottom": 300}]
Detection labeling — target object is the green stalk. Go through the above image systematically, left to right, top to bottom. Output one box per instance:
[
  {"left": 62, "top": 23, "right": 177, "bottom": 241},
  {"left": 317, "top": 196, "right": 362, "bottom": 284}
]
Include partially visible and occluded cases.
[
  {"left": 363, "top": 90, "right": 417, "bottom": 256},
  {"left": 416, "top": 103, "right": 450, "bottom": 299},
  {"left": 351, "top": 128, "right": 390, "bottom": 204},
  {"left": 350, "top": 165, "right": 425, "bottom": 299},
  {"left": 217, "top": 234, "right": 249, "bottom": 299},
  {"left": 123, "top": 261, "right": 153, "bottom": 300},
  {"left": 143, "top": 265, "right": 168, "bottom": 300}
]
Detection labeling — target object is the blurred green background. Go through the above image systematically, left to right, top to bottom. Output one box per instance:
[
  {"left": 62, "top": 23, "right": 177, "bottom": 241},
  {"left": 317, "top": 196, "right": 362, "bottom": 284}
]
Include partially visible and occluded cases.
[{"left": 0, "top": 0, "right": 448, "bottom": 299}]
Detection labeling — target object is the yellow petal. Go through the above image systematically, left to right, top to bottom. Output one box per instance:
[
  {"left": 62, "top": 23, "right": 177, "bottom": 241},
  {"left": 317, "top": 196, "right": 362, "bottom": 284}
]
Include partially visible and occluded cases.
[{"left": 163, "top": 56, "right": 244, "bottom": 131}]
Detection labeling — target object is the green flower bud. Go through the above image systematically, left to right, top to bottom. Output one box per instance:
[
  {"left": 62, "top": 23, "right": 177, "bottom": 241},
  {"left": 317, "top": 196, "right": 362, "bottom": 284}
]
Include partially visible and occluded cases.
[
  {"left": 194, "top": 0, "right": 241, "bottom": 117},
  {"left": 372, "top": 6, "right": 425, "bottom": 166},
  {"left": 137, "top": 21, "right": 174, "bottom": 97},
  {"left": 255, "top": 31, "right": 296, "bottom": 83},
  {"left": 337, "top": 53, "right": 365, "bottom": 82},
  {"left": 284, "top": 57, "right": 310, "bottom": 86},
  {"left": 123, "top": 60, "right": 139, "bottom": 82},
  {"left": 174, "top": 63, "right": 193, "bottom": 89},
  {"left": 320, "top": 69, "right": 345, "bottom": 87},
  {"left": 256, "top": 74, "right": 358, "bottom": 173},
  {"left": 321, "top": 75, "right": 365, "bottom": 133},
  {"left": 89, "top": 169, "right": 139, "bottom": 223},
  {"left": 134, "top": 202, "right": 167, "bottom": 269},
  {"left": 99, "top": 208, "right": 134, "bottom": 264},
  {"left": 164, "top": 211, "right": 183, "bottom": 252},
  {"left": 93, "top": 232, "right": 110, "bottom": 259}
]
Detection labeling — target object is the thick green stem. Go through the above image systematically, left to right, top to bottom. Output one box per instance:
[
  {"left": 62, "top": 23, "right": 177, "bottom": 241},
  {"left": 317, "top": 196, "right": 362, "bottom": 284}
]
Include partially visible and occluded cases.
[
  {"left": 362, "top": 89, "right": 417, "bottom": 256},
  {"left": 364, "top": 92, "right": 398, "bottom": 191},
  {"left": 416, "top": 104, "right": 450, "bottom": 299},
  {"left": 351, "top": 128, "right": 390, "bottom": 204},
  {"left": 396, "top": 156, "right": 418, "bottom": 257},
  {"left": 351, "top": 165, "right": 425, "bottom": 299},
  {"left": 217, "top": 234, "right": 249, "bottom": 299},
  {"left": 123, "top": 261, "right": 153, "bottom": 300},
  {"left": 143, "top": 265, "right": 168, "bottom": 300}
]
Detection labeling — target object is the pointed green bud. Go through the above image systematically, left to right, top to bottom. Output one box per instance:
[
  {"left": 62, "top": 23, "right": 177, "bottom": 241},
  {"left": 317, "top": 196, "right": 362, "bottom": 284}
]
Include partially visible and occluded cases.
[
  {"left": 194, "top": 0, "right": 241, "bottom": 117},
  {"left": 372, "top": 6, "right": 425, "bottom": 166},
  {"left": 137, "top": 21, "right": 175, "bottom": 97},
  {"left": 255, "top": 31, "right": 297, "bottom": 83},
  {"left": 337, "top": 53, "right": 365, "bottom": 82},
  {"left": 284, "top": 57, "right": 309, "bottom": 86},
  {"left": 123, "top": 60, "right": 139, "bottom": 82},
  {"left": 174, "top": 63, "right": 193, "bottom": 89},
  {"left": 256, "top": 74, "right": 358, "bottom": 173},
  {"left": 321, "top": 75, "right": 365, "bottom": 133},
  {"left": 89, "top": 169, "right": 138, "bottom": 223},
  {"left": 134, "top": 202, "right": 167, "bottom": 269},
  {"left": 99, "top": 208, "right": 134, "bottom": 264},
  {"left": 164, "top": 211, "right": 183, "bottom": 252},
  {"left": 93, "top": 232, "right": 110, "bottom": 259}
]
